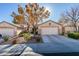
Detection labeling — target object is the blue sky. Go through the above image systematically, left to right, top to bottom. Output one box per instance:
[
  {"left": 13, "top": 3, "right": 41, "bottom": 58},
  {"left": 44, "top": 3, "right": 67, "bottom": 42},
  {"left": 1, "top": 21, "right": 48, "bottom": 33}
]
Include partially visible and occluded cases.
[{"left": 0, "top": 3, "right": 79, "bottom": 23}]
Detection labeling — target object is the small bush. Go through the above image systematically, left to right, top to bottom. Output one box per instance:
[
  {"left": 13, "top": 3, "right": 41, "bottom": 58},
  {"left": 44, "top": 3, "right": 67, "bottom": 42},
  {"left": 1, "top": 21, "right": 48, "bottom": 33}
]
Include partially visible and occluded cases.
[
  {"left": 19, "top": 31, "right": 28, "bottom": 37},
  {"left": 19, "top": 31, "right": 32, "bottom": 41},
  {"left": 60, "top": 32, "right": 64, "bottom": 35},
  {"left": 68, "top": 32, "right": 79, "bottom": 39},
  {"left": 22, "top": 33, "right": 31, "bottom": 41},
  {"left": 3, "top": 35, "right": 9, "bottom": 41},
  {"left": 35, "top": 35, "right": 43, "bottom": 43},
  {"left": 36, "top": 38, "right": 42, "bottom": 43}
]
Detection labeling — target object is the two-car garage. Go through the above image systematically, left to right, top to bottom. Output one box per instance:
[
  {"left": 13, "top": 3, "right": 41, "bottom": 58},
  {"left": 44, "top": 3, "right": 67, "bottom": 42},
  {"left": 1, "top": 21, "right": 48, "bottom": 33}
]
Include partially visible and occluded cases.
[
  {"left": 38, "top": 20, "right": 62, "bottom": 35},
  {"left": 41, "top": 27, "right": 59, "bottom": 35}
]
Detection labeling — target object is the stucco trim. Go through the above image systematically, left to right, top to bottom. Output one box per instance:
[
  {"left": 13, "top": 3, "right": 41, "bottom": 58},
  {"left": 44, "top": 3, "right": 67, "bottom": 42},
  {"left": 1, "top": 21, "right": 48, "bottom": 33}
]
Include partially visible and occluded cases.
[
  {"left": 38, "top": 20, "right": 62, "bottom": 26},
  {"left": 0, "top": 21, "right": 19, "bottom": 28}
]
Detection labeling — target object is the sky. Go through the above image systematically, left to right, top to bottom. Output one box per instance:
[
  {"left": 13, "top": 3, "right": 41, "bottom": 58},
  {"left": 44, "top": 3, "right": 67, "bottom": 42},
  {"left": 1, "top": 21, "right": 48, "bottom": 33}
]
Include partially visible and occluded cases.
[{"left": 0, "top": 3, "right": 79, "bottom": 23}]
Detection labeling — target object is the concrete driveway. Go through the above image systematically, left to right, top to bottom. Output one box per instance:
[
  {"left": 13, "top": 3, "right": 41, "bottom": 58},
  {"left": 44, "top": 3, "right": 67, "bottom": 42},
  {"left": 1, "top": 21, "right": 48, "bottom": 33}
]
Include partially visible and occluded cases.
[
  {"left": 42, "top": 35, "right": 79, "bottom": 53},
  {"left": 42, "top": 35, "right": 79, "bottom": 43}
]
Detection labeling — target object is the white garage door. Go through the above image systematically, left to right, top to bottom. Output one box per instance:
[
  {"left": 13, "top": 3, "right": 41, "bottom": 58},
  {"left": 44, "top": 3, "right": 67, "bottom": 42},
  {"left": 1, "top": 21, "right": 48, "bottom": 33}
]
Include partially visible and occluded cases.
[
  {"left": 41, "top": 27, "right": 58, "bottom": 35},
  {"left": 0, "top": 28, "right": 15, "bottom": 37}
]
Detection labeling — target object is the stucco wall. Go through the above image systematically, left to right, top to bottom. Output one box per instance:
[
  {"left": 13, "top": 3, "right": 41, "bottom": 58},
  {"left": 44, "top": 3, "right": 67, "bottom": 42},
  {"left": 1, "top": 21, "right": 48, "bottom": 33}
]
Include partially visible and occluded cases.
[
  {"left": 38, "top": 21, "right": 62, "bottom": 34},
  {"left": 0, "top": 22, "right": 17, "bottom": 36},
  {"left": 64, "top": 26, "right": 75, "bottom": 34}
]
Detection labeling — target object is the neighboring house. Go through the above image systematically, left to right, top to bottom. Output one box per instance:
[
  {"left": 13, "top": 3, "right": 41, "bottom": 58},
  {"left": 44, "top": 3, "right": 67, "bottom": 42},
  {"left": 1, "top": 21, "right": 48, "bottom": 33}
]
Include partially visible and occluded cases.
[
  {"left": 0, "top": 20, "right": 63, "bottom": 36},
  {"left": 38, "top": 20, "right": 62, "bottom": 35},
  {"left": 0, "top": 21, "right": 21, "bottom": 37},
  {"left": 62, "top": 21, "right": 79, "bottom": 34},
  {"left": 63, "top": 23, "right": 75, "bottom": 34}
]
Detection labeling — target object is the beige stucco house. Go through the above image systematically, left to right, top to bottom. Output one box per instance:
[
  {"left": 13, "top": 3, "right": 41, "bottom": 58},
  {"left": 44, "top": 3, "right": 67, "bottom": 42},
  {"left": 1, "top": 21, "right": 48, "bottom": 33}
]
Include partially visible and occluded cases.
[
  {"left": 0, "top": 20, "right": 64, "bottom": 37},
  {"left": 38, "top": 20, "right": 62, "bottom": 35},
  {"left": 0, "top": 21, "right": 22, "bottom": 37},
  {"left": 0, "top": 21, "right": 17, "bottom": 37},
  {"left": 62, "top": 21, "right": 79, "bottom": 34}
]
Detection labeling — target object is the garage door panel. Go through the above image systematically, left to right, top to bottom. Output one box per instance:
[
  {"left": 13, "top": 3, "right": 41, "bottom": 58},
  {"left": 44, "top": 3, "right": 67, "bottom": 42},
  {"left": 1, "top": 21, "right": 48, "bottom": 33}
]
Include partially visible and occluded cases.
[
  {"left": 41, "top": 27, "right": 58, "bottom": 35},
  {"left": 0, "top": 28, "right": 15, "bottom": 37}
]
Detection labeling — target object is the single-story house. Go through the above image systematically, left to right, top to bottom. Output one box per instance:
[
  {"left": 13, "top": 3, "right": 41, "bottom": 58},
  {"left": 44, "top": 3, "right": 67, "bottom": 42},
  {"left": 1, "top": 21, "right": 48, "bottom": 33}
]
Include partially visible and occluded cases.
[
  {"left": 0, "top": 20, "right": 62, "bottom": 37},
  {"left": 38, "top": 20, "right": 62, "bottom": 35},
  {"left": 0, "top": 21, "right": 22, "bottom": 37},
  {"left": 62, "top": 21, "right": 79, "bottom": 34}
]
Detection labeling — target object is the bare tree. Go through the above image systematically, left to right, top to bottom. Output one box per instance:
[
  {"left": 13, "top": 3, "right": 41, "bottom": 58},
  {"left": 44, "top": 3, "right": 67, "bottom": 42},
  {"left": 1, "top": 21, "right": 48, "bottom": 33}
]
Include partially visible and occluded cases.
[
  {"left": 11, "top": 3, "right": 50, "bottom": 35},
  {"left": 59, "top": 7, "right": 79, "bottom": 32},
  {"left": 66, "top": 7, "right": 79, "bottom": 32},
  {"left": 59, "top": 13, "right": 68, "bottom": 34}
]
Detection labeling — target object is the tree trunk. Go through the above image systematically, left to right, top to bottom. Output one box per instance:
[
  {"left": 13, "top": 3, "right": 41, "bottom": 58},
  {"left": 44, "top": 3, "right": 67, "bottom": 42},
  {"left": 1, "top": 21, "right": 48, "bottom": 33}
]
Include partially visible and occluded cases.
[
  {"left": 73, "top": 22, "right": 78, "bottom": 32},
  {"left": 26, "top": 23, "right": 30, "bottom": 32},
  {"left": 34, "top": 26, "right": 36, "bottom": 35},
  {"left": 62, "top": 26, "right": 65, "bottom": 35},
  {"left": 74, "top": 26, "right": 78, "bottom": 32}
]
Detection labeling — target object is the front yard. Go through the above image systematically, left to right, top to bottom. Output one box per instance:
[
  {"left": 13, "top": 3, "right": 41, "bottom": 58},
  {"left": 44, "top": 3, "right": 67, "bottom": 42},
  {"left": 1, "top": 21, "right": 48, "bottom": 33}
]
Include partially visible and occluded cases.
[
  {"left": 1, "top": 31, "right": 43, "bottom": 44},
  {"left": 18, "top": 31, "right": 43, "bottom": 43}
]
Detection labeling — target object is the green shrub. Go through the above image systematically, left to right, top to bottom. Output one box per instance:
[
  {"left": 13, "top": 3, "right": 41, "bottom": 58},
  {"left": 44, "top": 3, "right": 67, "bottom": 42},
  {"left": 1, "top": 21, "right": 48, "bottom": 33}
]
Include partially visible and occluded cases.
[
  {"left": 19, "top": 31, "right": 28, "bottom": 36},
  {"left": 19, "top": 31, "right": 32, "bottom": 41},
  {"left": 60, "top": 32, "right": 64, "bottom": 35},
  {"left": 68, "top": 32, "right": 79, "bottom": 39},
  {"left": 22, "top": 33, "right": 31, "bottom": 41},
  {"left": 3, "top": 35, "right": 9, "bottom": 41},
  {"left": 35, "top": 35, "right": 43, "bottom": 43},
  {"left": 36, "top": 37, "right": 43, "bottom": 43}
]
